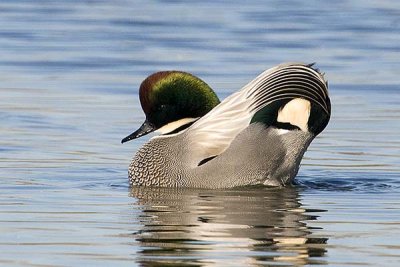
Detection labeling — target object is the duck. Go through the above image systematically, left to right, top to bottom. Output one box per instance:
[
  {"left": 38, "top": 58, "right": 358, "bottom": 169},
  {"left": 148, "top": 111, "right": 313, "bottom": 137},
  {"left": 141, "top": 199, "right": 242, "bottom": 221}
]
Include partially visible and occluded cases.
[{"left": 122, "top": 62, "right": 331, "bottom": 188}]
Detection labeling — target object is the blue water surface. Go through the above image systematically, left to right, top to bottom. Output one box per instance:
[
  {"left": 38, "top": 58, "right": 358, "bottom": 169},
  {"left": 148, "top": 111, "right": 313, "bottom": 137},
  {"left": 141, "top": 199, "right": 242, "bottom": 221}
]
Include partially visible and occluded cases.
[{"left": 1, "top": 1, "right": 400, "bottom": 266}]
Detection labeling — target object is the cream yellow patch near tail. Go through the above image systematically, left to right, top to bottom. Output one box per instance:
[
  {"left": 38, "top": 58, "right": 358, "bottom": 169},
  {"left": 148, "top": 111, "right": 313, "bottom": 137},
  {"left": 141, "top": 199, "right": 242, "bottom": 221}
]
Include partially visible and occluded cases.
[{"left": 277, "top": 98, "right": 311, "bottom": 132}]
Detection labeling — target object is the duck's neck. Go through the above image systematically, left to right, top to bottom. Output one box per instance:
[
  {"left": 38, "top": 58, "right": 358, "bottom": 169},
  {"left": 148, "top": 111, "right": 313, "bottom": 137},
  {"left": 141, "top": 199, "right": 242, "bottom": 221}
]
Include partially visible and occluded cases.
[{"left": 156, "top": 118, "right": 198, "bottom": 135}]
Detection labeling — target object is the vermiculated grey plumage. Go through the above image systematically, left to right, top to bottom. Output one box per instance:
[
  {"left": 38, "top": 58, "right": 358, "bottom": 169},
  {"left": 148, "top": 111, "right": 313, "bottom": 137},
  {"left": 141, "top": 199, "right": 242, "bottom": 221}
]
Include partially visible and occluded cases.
[{"left": 129, "top": 124, "right": 313, "bottom": 188}]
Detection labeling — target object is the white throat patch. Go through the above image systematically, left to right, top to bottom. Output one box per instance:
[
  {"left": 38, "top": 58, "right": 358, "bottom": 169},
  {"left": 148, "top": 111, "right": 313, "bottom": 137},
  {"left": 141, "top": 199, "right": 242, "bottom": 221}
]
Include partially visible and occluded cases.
[
  {"left": 277, "top": 98, "right": 311, "bottom": 132},
  {"left": 156, "top": 117, "right": 198, "bottom": 134}
]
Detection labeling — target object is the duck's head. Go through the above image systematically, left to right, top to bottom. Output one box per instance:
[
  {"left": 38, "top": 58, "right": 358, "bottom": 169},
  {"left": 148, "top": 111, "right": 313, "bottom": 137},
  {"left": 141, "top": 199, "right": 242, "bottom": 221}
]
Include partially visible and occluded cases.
[{"left": 122, "top": 71, "right": 220, "bottom": 143}]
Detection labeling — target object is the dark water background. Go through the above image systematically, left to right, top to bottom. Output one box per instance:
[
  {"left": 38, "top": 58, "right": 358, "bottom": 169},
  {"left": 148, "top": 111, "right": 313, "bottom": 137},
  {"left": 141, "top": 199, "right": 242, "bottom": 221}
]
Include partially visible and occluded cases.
[{"left": 1, "top": 1, "right": 400, "bottom": 266}]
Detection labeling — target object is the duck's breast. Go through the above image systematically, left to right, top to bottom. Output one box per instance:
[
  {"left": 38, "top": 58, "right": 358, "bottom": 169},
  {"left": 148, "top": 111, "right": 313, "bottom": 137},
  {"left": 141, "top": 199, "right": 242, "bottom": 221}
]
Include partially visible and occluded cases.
[{"left": 129, "top": 135, "right": 188, "bottom": 187}]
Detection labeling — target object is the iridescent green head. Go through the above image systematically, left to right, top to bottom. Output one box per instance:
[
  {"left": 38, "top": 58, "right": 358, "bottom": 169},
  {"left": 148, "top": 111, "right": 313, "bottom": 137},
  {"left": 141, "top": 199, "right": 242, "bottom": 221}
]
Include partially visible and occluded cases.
[{"left": 122, "top": 71, "right": 220, "bottom": 143}]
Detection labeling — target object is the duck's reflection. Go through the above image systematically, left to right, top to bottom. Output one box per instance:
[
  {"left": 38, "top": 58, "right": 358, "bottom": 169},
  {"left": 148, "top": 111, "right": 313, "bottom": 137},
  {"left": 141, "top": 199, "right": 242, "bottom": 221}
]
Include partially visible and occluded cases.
[{"left": 130, "top": 186, "right": 328, "bottom": 266}]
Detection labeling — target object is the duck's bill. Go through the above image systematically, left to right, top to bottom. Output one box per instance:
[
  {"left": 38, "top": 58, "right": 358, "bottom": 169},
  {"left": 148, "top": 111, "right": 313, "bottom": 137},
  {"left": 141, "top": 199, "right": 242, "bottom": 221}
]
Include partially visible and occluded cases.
[{"left": 121, "top": 120, "right": 156, "bottom": 143}]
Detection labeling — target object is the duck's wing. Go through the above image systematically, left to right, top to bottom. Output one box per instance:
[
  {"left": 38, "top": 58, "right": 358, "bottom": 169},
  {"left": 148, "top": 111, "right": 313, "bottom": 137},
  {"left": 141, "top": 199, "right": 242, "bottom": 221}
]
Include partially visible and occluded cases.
[{"left": 185, "top": 62, "right": 330, "bottom": 164}]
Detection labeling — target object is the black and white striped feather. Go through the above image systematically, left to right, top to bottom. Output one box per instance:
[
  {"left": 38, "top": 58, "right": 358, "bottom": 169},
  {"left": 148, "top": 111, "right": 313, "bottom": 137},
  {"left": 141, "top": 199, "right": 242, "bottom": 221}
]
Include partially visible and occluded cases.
[{"left": 154, "top": 62, "right": 330, "bottom": 164}]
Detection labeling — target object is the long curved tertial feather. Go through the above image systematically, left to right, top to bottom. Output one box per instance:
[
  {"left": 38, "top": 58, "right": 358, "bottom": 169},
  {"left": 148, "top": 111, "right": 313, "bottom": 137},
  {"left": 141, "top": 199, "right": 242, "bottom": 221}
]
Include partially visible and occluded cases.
[{"left": 169, "top": 63, "right": 329, "bottom": 164}]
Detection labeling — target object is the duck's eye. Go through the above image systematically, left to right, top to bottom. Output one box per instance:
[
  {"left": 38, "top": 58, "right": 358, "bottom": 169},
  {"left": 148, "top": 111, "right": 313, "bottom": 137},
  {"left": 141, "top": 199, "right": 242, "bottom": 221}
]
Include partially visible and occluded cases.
[{"left": 158, "top": 104, "right": 167, "bottom": 111}]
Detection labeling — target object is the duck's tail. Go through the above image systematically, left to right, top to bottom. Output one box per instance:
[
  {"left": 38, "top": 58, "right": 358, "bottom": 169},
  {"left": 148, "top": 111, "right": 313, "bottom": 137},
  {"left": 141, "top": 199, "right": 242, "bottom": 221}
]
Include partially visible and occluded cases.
[{"left": 249, "top": 62, "right": 331, "bottom": 135}]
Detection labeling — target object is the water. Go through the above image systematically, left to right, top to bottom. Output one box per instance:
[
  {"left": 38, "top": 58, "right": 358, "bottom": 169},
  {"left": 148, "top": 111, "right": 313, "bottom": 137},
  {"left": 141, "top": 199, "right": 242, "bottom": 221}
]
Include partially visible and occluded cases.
[{"left": 1, "top": 0, "right": 400, "bottom": 266}]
